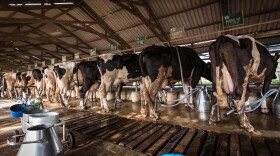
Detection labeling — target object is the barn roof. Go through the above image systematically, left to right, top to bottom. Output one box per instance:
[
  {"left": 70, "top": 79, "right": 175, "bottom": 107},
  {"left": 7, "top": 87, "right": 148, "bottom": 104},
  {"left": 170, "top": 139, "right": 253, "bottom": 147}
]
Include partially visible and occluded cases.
[{"left": 0, "top": 0, "right": 279, "bottom": 71}]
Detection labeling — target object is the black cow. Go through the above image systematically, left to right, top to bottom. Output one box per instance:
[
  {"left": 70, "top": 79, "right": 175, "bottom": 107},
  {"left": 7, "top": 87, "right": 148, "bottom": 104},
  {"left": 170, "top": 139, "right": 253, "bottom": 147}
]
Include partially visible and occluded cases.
[
  {"left": 209, "top": 35, "right": 279, "bottom": 132},
  {"left": 139, "top": 45, "right": 212, "bottom": 119},
  {"left": 97, "top": 53, "right": 142, "bottom": 112},
  {"left": 74, "top": 61, "right": 101, "bottom": 109}
]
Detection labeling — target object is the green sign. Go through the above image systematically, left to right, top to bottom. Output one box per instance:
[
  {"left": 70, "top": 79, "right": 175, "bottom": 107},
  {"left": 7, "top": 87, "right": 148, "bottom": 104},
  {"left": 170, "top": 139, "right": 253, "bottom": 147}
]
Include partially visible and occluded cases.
[
  {"left": 223, "top": 12, "right": 243, "bottom": 28},
  {"left": 170, "top": 27, "right": 185, "bottom": 39},
  {"left": 136, "top": 35, "right": 146, "bottom": 45},
  {"left": 110, "top": 43, "right": 118, "bottom": 51},
  {"left": 89, "top": 48, "right": 96, "bottom": 56},
  {"left": 42, "top": 61, "right": 45, "bottom": 67},
  {"left": 28, "top": 65, "right": 31, "bottom": 70}
]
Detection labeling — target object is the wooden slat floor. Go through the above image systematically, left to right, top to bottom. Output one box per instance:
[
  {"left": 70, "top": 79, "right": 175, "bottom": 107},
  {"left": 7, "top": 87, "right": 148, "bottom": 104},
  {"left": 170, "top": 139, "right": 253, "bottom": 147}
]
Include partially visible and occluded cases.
[
  {"left": 1, "top": 107, "right": 280, "bottom": 156},
  {"left": 55, "top": 108, "right": 280, "bottom": 156}
]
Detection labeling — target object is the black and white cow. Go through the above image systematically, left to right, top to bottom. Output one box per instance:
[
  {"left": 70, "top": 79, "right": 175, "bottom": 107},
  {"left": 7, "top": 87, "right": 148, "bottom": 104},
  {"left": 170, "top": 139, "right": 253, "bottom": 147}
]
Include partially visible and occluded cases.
[
  {"left": 209, "top": 35, "right": 279, "bottom": 132},
  {"left": 139, "top": 45, "right": 212, "bottom": 119},
  {"left": 97, "top": 54, "right": 142, "bottom": 112},
  {"left": 74, "top": 61, "right": 101, "bottom": 109},
  {"left": 53, "top": 62, "right": 83, "bottom": 107},
  {"left": 42, "top": 66, "right": 58, "bottom": 102},
  {"left": 22, "top": 69, "right": 44, "bottom": 98}
]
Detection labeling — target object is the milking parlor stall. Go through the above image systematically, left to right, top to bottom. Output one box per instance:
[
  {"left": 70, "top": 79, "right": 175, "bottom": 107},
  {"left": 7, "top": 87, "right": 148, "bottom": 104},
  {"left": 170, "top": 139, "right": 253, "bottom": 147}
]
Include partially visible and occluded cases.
[{"left": 1, "top": 0, "right": 280, "bottom": 156}]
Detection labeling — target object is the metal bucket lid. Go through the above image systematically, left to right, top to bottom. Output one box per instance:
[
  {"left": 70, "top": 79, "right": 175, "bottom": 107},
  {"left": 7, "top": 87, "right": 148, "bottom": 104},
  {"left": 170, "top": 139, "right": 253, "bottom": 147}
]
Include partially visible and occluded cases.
[{"left": 27, "top": 124, "right": 53, "bottom": 131}]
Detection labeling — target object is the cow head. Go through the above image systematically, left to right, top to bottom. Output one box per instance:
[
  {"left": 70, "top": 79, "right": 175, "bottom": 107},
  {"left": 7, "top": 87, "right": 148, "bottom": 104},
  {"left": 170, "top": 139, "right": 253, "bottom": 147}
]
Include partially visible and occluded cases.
[{"left": 53, "top": 65, "right": 66, "bottom": 80}]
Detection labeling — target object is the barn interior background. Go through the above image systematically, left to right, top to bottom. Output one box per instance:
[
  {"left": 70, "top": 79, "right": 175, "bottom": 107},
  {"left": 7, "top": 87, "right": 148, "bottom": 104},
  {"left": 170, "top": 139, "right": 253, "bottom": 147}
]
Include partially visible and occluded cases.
[{"left": 0, "top": 0, "right": 279, "bottom": 80}]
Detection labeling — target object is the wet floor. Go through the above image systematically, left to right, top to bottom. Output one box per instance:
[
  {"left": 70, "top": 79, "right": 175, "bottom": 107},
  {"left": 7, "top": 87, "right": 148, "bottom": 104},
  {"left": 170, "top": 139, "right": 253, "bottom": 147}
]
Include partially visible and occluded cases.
[{"left": 1, "top": 96, "right": 280, "bottom": 155}]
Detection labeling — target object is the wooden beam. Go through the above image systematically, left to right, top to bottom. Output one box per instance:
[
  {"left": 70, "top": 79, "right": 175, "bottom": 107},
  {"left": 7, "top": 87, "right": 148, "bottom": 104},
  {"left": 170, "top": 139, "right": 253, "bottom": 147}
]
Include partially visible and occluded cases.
[
  {"left": 110, "top": 0, "right": 168, "bottom": 45},
  {"left": 142, "top": 0, "right": 169, "bottom": 42},
  {"left": 80, "top": 2, "right": 132, "bottom": 50},
  {"left": 0, "top": 17, "right": 97, "bottom": 25}
]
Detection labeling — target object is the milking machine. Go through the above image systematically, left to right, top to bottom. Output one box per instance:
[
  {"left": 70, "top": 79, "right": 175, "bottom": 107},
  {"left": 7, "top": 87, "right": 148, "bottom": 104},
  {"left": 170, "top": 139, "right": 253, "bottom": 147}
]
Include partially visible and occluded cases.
[{"left": 224, "top": 88, "right": 280, "bottom": 117}]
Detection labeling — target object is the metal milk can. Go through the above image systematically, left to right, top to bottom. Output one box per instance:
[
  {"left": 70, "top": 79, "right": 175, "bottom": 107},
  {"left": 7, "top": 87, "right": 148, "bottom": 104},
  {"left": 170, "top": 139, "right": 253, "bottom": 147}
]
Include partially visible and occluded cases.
[
  {"left": 195, "top": 86, "right": 211, "bottom": 112},
  {"left": 273, "top": 90, "right": 280, "bottom": 118},
  {"left": 7, "top": 124, "right": 64, "bottom": 156}
]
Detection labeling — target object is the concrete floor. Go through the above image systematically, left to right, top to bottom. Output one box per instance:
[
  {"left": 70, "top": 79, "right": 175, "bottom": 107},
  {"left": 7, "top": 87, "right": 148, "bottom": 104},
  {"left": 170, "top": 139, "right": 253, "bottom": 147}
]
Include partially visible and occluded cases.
[{"left": 1, "top": 96, "right": 280, "bottom": 155}]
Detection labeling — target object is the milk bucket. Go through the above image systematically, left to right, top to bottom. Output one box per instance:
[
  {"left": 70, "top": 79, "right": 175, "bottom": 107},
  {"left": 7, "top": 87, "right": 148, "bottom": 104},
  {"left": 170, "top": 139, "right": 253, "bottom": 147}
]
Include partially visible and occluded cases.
[
  {"left": 195, "top": 86, "right": 211, "bottom": 112},
  {"left": 272, "top": 90, "right": 280, "bottom": 118},
  {"left": 106, "top": 91, "right": 115, "bottom": 100},
  {"left": 131, "top": 91, "right": 140, "bottom": 102},
  {"left": 166, "top": 91, "right": 178, "bottom": 104},
  {"left": 7, "top": 124, "right": 63, "bottom": 156}
]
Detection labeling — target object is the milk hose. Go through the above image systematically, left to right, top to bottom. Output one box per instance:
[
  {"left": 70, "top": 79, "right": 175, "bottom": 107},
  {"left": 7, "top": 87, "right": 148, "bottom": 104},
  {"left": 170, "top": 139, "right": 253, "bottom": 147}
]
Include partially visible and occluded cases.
[{"left": 224, "top": 89, "right": 279, "bottom": 117}]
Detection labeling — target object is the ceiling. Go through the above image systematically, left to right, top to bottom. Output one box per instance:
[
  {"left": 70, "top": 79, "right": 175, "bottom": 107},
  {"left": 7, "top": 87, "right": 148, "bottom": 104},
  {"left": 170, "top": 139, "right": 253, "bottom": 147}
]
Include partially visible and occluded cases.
[{"left": 0, "top": 0, "right": 279, "bottom": 72}]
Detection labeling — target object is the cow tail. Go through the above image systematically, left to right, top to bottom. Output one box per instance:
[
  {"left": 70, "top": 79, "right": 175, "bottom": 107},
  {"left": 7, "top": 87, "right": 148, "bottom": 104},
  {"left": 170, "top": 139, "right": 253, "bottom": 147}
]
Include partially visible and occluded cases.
[
  {"left": 215, "top": 36, "right": 223, "bottom": 67},
  {"left": 138, "top": 52, "right": 147, "bottom": 77},
  {"left": 74, "top": 63, "right": 80, "bottom": 90}
]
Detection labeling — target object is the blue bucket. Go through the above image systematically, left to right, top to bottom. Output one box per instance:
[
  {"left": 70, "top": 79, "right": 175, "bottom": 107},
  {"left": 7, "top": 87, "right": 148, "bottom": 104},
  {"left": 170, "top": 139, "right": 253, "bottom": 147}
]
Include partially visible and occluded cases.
[{"left": 10, "top": 104, "right": 25, "bottom": 118}]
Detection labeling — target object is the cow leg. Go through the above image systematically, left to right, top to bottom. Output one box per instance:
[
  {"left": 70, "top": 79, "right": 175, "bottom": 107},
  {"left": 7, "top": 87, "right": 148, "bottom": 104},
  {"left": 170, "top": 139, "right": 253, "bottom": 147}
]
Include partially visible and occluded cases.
[
  {"left": 234, "top": 64, "right": 254, "bottom": 132},
  {"left": 209, "top": 67, "right": 223, "bottom": 124},
  {"left": 261, "top": 73, "right": 273, "bottom": 113},
  {"left": 141, "top": 77, "right": 151, "bottom": 117},
  {"left": 100, "top": 79, "right": 111, "bottom": 113},
  {"left": 139, "top": 82, "right": 147, "bottom": 117},
  {"left": 113, "top": 84, "right": 123, "bottom": 110},
  {"left": 244, "top": 87, "right": 251, "bottom": 111}
]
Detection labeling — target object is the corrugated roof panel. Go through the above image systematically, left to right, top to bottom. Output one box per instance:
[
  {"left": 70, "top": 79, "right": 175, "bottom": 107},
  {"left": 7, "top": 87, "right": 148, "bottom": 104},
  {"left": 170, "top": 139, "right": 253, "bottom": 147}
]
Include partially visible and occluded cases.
[
  {"left": 85, "top": 0, "right": 120, "bottom": 17},
  {"left": 68, "top": 8, "right": 93, "bottom": 21},
  {"left": 45, "top": 9, "right": 61, "bottom": 18},
  {"left": 104, "top": 10, "right": 142, "bottom": 31},
  {"left": 0, "top": 11, "right": 14, "bottom": 17},
  {"left": 12, "top": 12, "right": 34, "bottom": 18},
  {"left": 40, "top": 23, "right": 66, "bottom": 35},
  {"left": 90, "top": 24, "right": 105, "bottom": 35},
  {"left": 118, "top": 24, "right": 155, "bottom": 43},
  {"left": 73, "top": 30, "right": 99, "bottom": 42},
  {"left": 59, "top": 37, "right": 76, "bottom": 45},
  {"left": 89, "top": 39, "right": 111, "bottom": 51}
]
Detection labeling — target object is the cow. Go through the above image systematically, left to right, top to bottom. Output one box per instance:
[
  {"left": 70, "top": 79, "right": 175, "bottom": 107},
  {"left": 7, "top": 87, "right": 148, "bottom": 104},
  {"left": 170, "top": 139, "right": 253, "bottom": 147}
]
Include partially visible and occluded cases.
[
  {"left": 209, "top": 35, "right": 278, "bottom": 132},
  {"left": 139, "top": 45, "right": 212, "bottom": 119},
  {"left": 97, "top": 53, "right": 142, "bottom": 112},
  {"left": 74, "top": 61, "right": 101, "bottom": 109},
  {"left": 53, "top": 62, "right": 83, "bottom": 107},
  {"left": 42, "top": 66, "right": 58, "bottom": 102},
  {"left": 22, "top": 69, "right": 44, "bottom": 98},
  {"left": 2, "top": 72, "right": 16, "bottom": 98},
  {"left": 15, "top": 72, "right": 25, "bottom": 98}
]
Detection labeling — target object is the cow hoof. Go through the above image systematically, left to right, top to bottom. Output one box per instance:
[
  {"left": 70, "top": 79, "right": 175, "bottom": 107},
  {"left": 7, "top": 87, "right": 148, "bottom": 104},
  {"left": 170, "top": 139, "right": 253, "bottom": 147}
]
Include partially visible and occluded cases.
[
  {"left": 80, "top": 107, "right": 87, "bottom": 111},
  {"left": 261, "top": 108, "right": 269, "bottom": 113},
  {"left": 101, "top": 109, "right": 109, "bottom": 113},
  {"left": 141, "top": 113, "right": 148, "bottom": 118},
  {"left": 150, "top": 113, "right": 158, "bottom": 120},
  {"left": 247, "top": 127, "right": 254, "bottom": 132}
]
